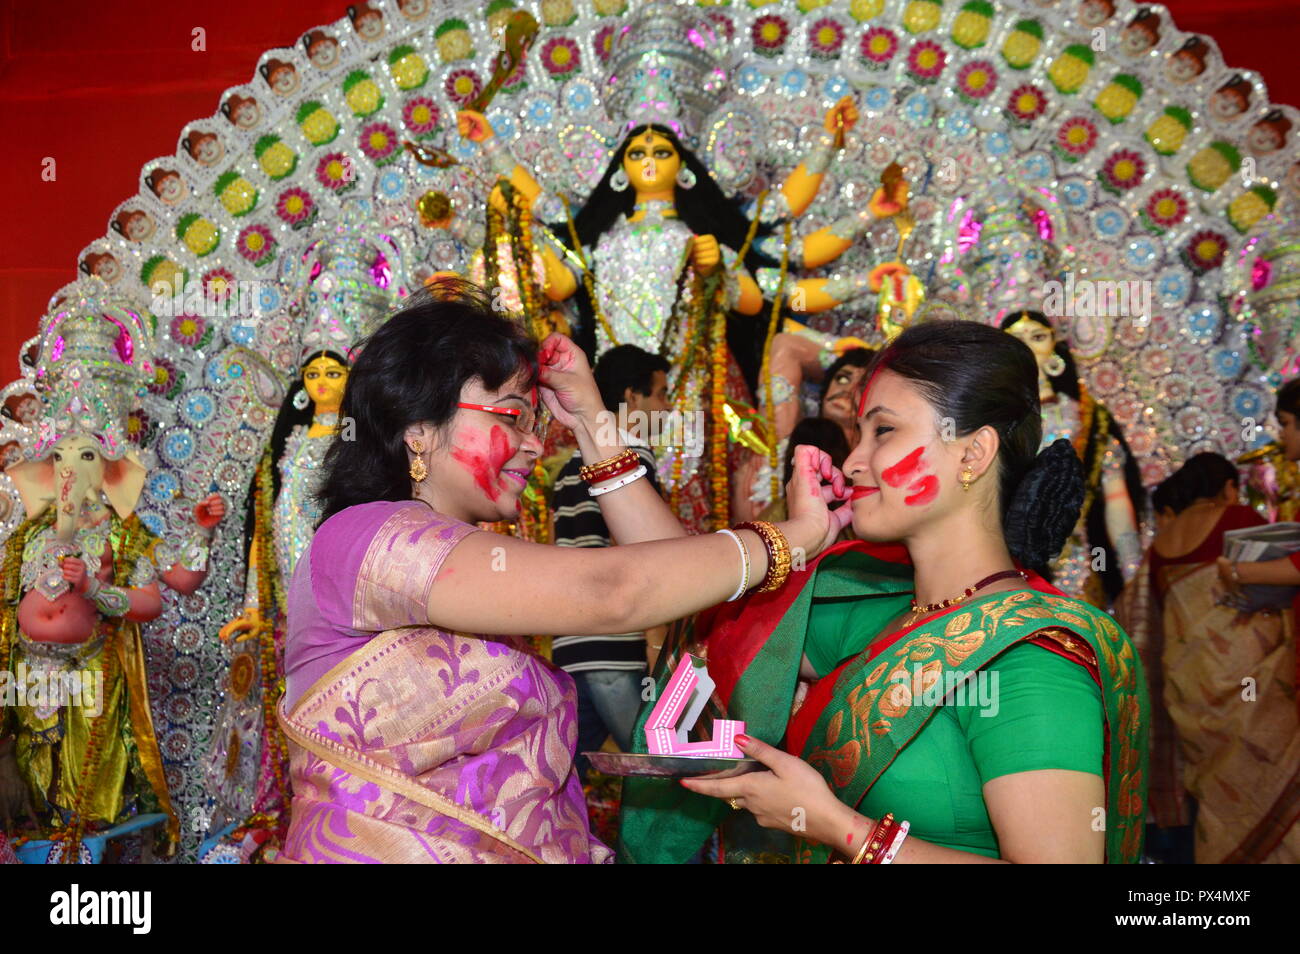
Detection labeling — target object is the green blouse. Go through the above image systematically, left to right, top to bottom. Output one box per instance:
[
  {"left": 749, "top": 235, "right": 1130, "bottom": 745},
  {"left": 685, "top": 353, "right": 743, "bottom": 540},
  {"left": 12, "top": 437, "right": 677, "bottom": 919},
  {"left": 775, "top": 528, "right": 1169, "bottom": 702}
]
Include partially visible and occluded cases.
[{"left": 805, "top": 594, "right": 1105, "bottom": 859}]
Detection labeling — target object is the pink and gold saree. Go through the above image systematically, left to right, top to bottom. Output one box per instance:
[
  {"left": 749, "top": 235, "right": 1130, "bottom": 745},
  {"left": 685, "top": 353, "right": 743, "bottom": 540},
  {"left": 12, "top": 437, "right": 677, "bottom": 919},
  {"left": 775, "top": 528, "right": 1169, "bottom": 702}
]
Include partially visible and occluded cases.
[{"left": 276, "top": 500, "right": 611, "bottom": 864}]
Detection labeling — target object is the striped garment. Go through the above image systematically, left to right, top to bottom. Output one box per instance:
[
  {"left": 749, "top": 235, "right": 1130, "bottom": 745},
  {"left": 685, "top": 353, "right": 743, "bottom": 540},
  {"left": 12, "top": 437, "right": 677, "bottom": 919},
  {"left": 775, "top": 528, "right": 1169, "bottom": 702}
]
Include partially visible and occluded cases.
[{"left": 551, "top": 443, "right": 661, "bottom": 673}]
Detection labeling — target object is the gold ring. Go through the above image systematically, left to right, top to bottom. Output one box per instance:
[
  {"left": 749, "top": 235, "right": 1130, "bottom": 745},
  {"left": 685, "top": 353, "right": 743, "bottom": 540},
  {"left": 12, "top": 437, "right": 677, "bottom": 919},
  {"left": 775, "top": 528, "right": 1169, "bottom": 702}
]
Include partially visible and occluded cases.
[{"left": 727, "top": 797, "right": 742, "bottom": 811}]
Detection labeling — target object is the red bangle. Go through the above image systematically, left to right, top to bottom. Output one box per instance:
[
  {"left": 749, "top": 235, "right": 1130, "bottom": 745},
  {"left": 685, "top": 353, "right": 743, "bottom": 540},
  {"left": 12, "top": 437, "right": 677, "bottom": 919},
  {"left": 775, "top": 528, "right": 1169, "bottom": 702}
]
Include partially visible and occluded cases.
[{"left": 580, "top": 449, "right": 639, "bottom": 484}]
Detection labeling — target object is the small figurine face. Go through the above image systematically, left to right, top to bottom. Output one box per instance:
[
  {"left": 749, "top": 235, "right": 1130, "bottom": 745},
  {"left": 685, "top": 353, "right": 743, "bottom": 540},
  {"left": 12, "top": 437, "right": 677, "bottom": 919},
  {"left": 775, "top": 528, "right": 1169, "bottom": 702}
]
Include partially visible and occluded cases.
[
  {"left": 397, "top": 0, "right": 428, "bottom": 19},
  {"left": 1077, "top": 0, "right": 1115, "bottom": 29},
  {"left": 350, "top": 3, "right": 384, "bottom": 40},
  {"left": 1120, "top": 13, "right": 1159, "bottom": 57},
  {"left": 305, "top": 31, "right": 340, "bottom": 69},
  {"left": 1166, "top": 39, "right": 1207, "bottom": 84},
  {"left": 262, "top": 59, "right": 300, "bottom": 95},
  {"left": 1209, "top": 81, "right": 1250, "bottom": 122},
  {"left": 224, "top": 95, "right": 262, "bottom": 130},
  {"left": 1247, "top": 114, "right": 1290, "bottom": 154},
  {"left": 184, "top": 130, "right": 224, "bottom": 166},
  {"left": 623, "top": 130, "right": 682, "bottom": 193},
  {"left": 147, "top": 169, "right": 186, "bottom": 205},
  {"left": 114, "top": 209, "right": 155, "bottom": 242},
  {"left": 82, "top": 252, "right": 122, "bottom": 283},
  {"left": 302, "top": 354, "right": 349, "bottom": 411},
  {"left": 3, "top": 393, "right": 40, "bottom": 426},
  {"left": 0, "top": 441, "right": 20, "bottom": 468}
]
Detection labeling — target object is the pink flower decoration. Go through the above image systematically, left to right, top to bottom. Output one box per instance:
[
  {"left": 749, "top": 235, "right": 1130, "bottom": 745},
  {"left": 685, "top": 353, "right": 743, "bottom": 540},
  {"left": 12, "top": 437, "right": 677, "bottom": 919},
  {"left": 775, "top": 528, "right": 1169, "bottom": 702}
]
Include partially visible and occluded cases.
[
  {"left": 706, "top": 12, "right": 735, "bottom": 46},
  {"left": 752, "top": 15, "right": 789, "bottom": 53},
  {"left": 809, "top": 18, "right": 845, "bottom": 59},
  {"left": 594, "top": 25, "right": 616, "bottom": 64},
  {"left": 859, "top": 27, "right": 899, "bottom": 67},
  {"left": 540, "top": 37, "right": 580, "bottom": 77},
  {"left": 906, "top": 40, "right": 947, "bottom": 82},
  {"left": 955, "top": 59, "right": 998, "bottom": 101},
  {"left": 444, "top": 68, "right": 482, "bottom": 105},
  {"left": 1006, "top": 84, "right": 1048, "bottom": 124},
  {"left": 402, "top": 97, "right": 440, "bottom": 135},
  {"left": 1055, "top": 116, "right": 1098, "bottom": 158},
  {"left": 359, "top": 121, "right": 399, "bottom": 162},
  {"left": 1099, "top": 149, "right": 1147, "bottom": 193},
  {"left": 316, "top": 152, "right": 357, "bottom": 191},
  {"left": 275, "top": 187, "right": 315, "bottom": 225},
  {"left": 1143, "top": 188, "right": 1188, "bottom": 230},
  {"left": 235, "top": 224, "right": 275, "bottom": 264},
  {"left": 1184, "top": 230, "right": 1228, "bottom": 273},
  {"left": 1251, "top": 256, "right": 1274, "bottom": 291},
  {"left": 201, "top": 268, "right": 235, "bottom": 302},
  {"left": 170, "top": 313, "right": 207, "bottom": 346},
  {"left": 147, "top": 356, "right": 179, "bottom": 396}
]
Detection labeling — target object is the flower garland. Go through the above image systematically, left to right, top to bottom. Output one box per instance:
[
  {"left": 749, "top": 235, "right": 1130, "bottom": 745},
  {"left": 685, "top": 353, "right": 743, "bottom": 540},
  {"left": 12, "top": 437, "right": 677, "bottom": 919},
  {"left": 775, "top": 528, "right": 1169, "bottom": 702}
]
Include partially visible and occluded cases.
[
  {"left": 561, "top": 196, "right": 622, "bottom": 348},
  {"left": 760, "top": 220, "right": 794, "bottom": 505},
  {"left": 709, "top": 284, "right": 729, "bottom": 531},
  {"left": 251, "top": 449, "right": 289, "bottom": 814}
]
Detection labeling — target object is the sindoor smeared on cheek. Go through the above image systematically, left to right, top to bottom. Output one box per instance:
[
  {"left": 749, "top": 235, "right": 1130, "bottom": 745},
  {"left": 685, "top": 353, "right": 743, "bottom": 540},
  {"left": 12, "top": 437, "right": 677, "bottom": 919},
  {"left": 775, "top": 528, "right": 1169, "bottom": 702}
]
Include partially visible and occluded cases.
[
  {"left": 450, "top": 425, "right": 514, "bottom": 502},
  {"left": 881, "top": 446, "right": 939, "bottom": 506}
]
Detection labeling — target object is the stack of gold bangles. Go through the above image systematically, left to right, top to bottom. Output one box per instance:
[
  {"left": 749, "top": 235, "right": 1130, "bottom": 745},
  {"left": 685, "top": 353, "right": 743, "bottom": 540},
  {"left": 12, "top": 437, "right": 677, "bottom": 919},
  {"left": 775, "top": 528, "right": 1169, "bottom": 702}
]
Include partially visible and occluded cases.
[{"left": 735, "top": 520, "right": 792, "bottom": 593}]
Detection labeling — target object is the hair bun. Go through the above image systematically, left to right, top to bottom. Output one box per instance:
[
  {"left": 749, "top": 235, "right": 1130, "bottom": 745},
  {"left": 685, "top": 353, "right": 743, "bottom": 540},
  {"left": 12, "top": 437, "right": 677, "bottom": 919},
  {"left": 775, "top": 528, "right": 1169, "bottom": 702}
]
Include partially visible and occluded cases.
[{"left": 1003, "top": 438, "right": 1085, "bottom": 573}]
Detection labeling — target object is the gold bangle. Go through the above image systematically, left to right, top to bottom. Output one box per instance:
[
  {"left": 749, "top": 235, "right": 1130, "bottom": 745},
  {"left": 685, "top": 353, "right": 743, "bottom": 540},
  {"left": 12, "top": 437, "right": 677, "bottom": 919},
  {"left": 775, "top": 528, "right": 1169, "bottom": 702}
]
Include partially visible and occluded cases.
[
  {"left": 579, "top": 448, "right": 637, "bottom": 482},
  {"left": 737, "top": 520, "right": 792, "bottom": 592}
]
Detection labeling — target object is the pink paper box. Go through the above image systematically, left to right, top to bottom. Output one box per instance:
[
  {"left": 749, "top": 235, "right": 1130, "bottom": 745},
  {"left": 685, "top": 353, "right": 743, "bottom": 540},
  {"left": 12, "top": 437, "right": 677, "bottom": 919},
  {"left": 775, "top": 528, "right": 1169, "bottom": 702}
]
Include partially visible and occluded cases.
[{"left": 644, "top": 654, "right": 745, "bottom": 758}]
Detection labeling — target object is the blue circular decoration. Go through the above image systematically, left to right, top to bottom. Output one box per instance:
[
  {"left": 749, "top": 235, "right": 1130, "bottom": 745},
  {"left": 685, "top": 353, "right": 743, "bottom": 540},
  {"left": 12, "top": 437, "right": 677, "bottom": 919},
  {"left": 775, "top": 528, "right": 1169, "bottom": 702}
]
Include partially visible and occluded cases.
[
  {"left": 738, "top": 65, "right": 766, "bottom": 94},
  {"left": 781, "top": 68, "right": 808, "bottom": 95},
  {"left": 823, "top": 75, "right": 849, "bottom": 99},
  {"left": 565, "top": 79, "right": 597, "bottom": 113},
  {"left": 863, "top": 86, "right": 891, "bottom": 111},
  {"left": 902, "top": 91, "right": 933, "bottom": 125},
  {"left": 524, "top": 95, "right": 554, "bottom": 126},
  {"left": 486, "top": 109, "right": 516, "bottom": 141},
  {"left": 941, "top": 109, "right": 974, "bottom": 140},
  {"left": 983, "top": 131, "right": 1010, "bottom": 157},
  {"left": 451, "top": 137, "right": 477, "bottom": 160},
  {"left": 1016, "top": 151, "right": 1052, "bottom": 182},
  {"left": 378, "top": 169, "right": 405, "bottom": 199},
  {"left": 1060, "top": 179, "right": 1090, "bottom": 208},
  {"left": 1090, "top": 205, "right": 1127, "bottom": 239},
  {"left": 1123, "top": 235, "right": 1159, "bottom": 272},
  {"left": 1155, "top": 267, "right": 1191, "bottom": 307},
  {"left": 257, "top": 284, "right": 281, "bottom": 314},
  {"left": 1185, "top": 306, "right": 1219, "bottom": 340},
  {"left": 229, "top": 320, "right": 256, "bottom": 346},
  {"left": 1212, "top": 348, "right": 1243, "bottom": 378},
  {"left": 1267, "top": 371, "right": 1284, "bottom": 388},
  {"left": 1231, "top": 387, "right": 1264, "bottom": 418},
  {"left": 182, "top": 391, "right": 215, "bottom": 426},
  {"left": 162, "top": 428, "right": 194, "bottom": 465},
  {"left": 147, "top": 471, "right": 179, "bottom": 504},
  {"left": 141, "top": 511, "right": 166, "bottom": 535}
]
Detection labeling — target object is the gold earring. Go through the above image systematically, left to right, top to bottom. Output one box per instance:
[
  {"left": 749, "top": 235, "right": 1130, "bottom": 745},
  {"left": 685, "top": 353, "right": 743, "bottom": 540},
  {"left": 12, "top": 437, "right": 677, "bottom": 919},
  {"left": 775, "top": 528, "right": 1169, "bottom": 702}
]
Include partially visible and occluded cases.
[
  {"left": 409, "top": 440, "right": 428, "bottom": 483},
  {"left": 960, "top": 465, "right": 975, "bottom": 491}
]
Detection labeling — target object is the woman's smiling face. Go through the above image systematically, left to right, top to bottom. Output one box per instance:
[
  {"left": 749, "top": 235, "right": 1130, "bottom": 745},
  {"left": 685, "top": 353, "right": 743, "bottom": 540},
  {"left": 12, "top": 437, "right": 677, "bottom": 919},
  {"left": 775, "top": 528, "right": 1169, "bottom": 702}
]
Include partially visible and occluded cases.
[{"left": 842, "top": 369, "right": 965, "bottom": 543}]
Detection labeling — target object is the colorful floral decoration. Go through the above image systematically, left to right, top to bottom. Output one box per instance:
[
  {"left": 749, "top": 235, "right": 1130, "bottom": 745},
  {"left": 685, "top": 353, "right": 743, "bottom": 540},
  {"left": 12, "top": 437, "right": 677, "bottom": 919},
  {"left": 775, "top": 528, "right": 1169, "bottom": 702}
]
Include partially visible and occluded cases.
[
  {"left": 485, "top": 0, "right": 515, "bottom": 34},
  {"left": 540, "top": 0, "right": 577, "bottom": 28},
  {"left": 849, "top": 0, "right": 886, "bottom": 22},
  {"left": 902, "top": 0, "right": 943, "bottom": 35},
  {"left": 950, "top": 0, "right": 994, "bottom": 50},
  {"left": 706, "top": 12, "right": 735, "bottom": 45},
  {"left": 751, "top": 15, "right": 790, "bottom": 57},
  {"left": 1000, "top": 17, "right": 1042, "bottom": 69},
  {"left": 434, "top": 18, "right": 473, "bottom": 63},
  {"left": 808, "top": 18, "right": 845, "bottom": 60},
  {"left": 594, "top": 24, "right": 617, "bottom": 63},
  {"left": 859, "top": 26, "right": 899, "bottom": 70},
  {"left": 540, "top": 36, "right": 581, "bottom": 79},
  {"left": 905, "top": 39, "right": 947, "bottom": 84},
  {"left": 1047, "top": 43, "right": 1094, "bottom": 94},
  {"left": 387, "top": 45, "right": 429, "bottom": 90},
  {"left": 502, "top": 55, "right": 528, "bottom": 95},
  {"left": 954, "top": 59, "right": 997, "bottom": 104},
  {"left": 444, "top": 68, "right": 483, "bottom": 105},
  {"left": 342, "top": 70, "right": 385, "bottom": 117},
  {"left": 1093, "top": 74, "right": 1143, "bottom": 124},
  {"left": 1005, "top": 83, "right": 1048, "bottom": 127},
  {"left": 402, "top": 96, "right": 440, "bottom": 137},
  {"left": 296, "top": 101, "right": 340, "bottom": 146},
  {"left": 1144, "top": 106, "right": 1193, "bottom": 156},
  {"left": 1053, "top": 115, "right": 1099, "bottom": 162},
  {"left": 359, "top": 122, "right": 400, "bottom": 165},
  {"left": 254, "top": 135, "right": 297, "bottom": 180},
  {"left": 1187, "top": 141, "right": 1242, "bottom": 193},
  {"left": 1098, "top": 149, "right": 1148, "bottom": 195},
  {"left": 316, "top": 153, "right": 358, "bottom": 192},
  {"left": 212, "top": 171, "right": 258, "bottom": 217},
  {"left": 275, "top": 186, "right": 317, "bottom": 228},
  {"left": 1227, "top": 186, "right": 1278, "bottom": 234},
  {"left": 1140, "top": 188, "right": 1189, "bottom": 234},
  {"left": 175, "top": 214, "right": 220, "bottom": 257},
  {"left": 235, "top": 224, "right": 276, "bottom": 265},
  {"left": 1183, "top": 229, "right": 1229, "bottom": 273},
  {"left": 140, "top": 255, "right": 186, "bottom": 297},
  {"left": 202, "top": 268, "right": 236, "bottom": 303},
  {"left": 170, "top": 313, "right": 213, "bottom": 349},
  {"left": 146, "top": 355, "right": 182, "bottom": 399},
  {"left": 126, "top": 408, "right": 151, "bottom": 446}
]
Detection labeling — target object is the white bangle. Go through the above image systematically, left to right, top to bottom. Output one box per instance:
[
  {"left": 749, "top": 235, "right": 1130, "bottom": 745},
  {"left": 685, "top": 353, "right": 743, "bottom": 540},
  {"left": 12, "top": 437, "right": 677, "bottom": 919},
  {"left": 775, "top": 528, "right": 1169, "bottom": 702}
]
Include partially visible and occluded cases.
[
  {"left": 586, "top": 464, "right": 647, "bottom": 497},
  {"left": 715, "top": 529, "right": 751, "bottom": 602},
  {"left": 881, "top": 820, "right": 910, "bottom": 864}
]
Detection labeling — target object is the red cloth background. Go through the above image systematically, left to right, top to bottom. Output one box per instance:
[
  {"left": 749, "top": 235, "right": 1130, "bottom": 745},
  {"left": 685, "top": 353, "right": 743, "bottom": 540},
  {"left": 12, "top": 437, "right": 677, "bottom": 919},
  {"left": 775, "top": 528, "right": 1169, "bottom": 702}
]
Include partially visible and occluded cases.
[{"left": 2, "top": 0, "right": 1299, "bottom": 363}]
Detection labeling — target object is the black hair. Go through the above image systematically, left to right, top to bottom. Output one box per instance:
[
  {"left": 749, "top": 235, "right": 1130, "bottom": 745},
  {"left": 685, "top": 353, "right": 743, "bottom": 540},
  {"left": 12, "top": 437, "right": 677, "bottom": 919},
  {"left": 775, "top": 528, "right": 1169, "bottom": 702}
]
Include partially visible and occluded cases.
[
  {"left": 551, "top": 124, "right": 777, "bottom": 363},
  {"left": 316, "top": 279, "right": 538, "bottom": 520},
  {"left": 999, "top": 309, "right": 1146, "bottom": 598},
  {"left": 870, "top": 320, "right": 1083, "bottom": 576},
  {"left": 593, "top": 344, "right": 671, "bottom": 417},
  {"left": 819, "top": 346, "right": 875, "bottom": 408},
  {"left": 241, "top": 348, "right": 350, "bottom": 549},
  {"left": 1277, "top": 377, "right": 1300, "bottom": 419},
  {"left": 783, "top": 416, "right": 851, "bottom": 485},
  {"left": 1168, "top": 452, "right": 1238, "bottom": 512}
]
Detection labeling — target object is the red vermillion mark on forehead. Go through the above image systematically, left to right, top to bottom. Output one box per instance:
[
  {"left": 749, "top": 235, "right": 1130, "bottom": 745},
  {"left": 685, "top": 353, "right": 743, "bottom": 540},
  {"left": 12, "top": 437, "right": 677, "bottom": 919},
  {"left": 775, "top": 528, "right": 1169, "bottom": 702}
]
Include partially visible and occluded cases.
[{"left": 857, "top": 355, "right": 890, "bottom": 419}]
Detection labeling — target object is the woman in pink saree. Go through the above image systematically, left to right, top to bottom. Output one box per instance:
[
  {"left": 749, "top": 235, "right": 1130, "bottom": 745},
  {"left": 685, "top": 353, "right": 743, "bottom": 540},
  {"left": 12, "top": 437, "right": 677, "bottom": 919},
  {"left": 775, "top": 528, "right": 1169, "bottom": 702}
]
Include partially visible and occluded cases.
[{"left": 276, "top": 281, "right": 850, "bottom": 863}]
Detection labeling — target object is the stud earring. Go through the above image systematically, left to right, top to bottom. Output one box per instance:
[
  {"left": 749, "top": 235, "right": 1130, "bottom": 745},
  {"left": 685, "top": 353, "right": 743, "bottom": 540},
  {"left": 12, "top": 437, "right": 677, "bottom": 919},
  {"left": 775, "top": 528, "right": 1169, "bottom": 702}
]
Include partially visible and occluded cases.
[
  {"left": 609, "top": 168, "right": 630, "bottom": 192},
  {"left": 409, "top": 440, "right": 428, "bottom": 483},
  {"left": 960, "top": 465, "right": 975, "bottom": 491}
]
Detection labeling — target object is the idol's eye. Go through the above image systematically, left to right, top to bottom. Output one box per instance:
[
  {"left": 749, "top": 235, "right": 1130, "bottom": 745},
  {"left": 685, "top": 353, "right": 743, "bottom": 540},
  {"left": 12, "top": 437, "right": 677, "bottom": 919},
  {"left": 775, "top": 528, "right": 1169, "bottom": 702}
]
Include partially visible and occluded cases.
[
  {"left": 627, "top": 148, "right": 644, "bottom": 160},
  {"left": 655, "top": 148, "right": 673, "bottom": 159},
  {"left": 81, "top": 451, "right": 96, "bottom": 461}
]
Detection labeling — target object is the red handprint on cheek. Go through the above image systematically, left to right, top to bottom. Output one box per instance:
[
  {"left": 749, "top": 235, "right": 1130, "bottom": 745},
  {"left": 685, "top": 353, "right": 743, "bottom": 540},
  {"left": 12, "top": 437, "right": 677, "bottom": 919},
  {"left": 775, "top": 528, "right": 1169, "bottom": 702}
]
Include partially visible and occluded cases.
[{"left": 882, "top": 446, "right": 940, "bottom": 506}]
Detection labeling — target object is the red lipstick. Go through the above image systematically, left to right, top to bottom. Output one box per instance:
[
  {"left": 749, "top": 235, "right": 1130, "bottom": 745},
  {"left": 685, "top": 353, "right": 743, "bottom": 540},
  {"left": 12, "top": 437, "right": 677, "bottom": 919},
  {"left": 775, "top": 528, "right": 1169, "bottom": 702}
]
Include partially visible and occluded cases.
[{"left": 850, "top": 486, "right": 879, "bottom": 500}]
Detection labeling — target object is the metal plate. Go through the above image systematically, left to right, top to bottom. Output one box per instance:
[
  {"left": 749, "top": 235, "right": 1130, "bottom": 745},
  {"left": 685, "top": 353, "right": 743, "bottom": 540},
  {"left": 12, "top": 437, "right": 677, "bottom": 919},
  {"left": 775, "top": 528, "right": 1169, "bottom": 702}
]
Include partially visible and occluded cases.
[{"left": 583, "top": 751, "right": 761, "bottom": 779}]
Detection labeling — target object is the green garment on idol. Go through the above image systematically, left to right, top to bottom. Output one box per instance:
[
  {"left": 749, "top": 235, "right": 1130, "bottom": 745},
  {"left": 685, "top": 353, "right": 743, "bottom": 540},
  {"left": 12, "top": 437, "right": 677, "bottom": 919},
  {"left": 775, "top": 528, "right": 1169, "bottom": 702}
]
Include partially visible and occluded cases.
[{"left": 617, "top": 545, "right": 1148, "bottom": 864}]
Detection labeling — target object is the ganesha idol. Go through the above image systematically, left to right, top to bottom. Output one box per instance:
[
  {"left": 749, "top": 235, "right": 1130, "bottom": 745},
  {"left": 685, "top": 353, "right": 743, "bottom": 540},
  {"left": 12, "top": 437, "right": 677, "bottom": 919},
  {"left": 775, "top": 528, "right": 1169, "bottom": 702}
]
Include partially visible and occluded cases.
[{"left": 0, "top": 305, "right": 224, "bottom": 858}]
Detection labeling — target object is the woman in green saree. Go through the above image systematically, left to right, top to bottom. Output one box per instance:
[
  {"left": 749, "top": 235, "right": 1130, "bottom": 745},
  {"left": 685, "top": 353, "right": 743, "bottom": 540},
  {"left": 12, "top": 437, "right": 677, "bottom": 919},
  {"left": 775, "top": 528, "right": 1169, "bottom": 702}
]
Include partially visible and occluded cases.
[{"left": 623, "top": 320, "right": 1149, "bottom": 863}]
